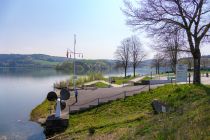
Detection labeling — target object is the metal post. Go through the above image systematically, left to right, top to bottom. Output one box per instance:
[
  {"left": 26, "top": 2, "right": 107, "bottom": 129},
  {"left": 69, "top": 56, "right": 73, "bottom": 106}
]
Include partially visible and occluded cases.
[
  {"left": 66, "top": 34, "right": 83, "bottom": 94},
  {"left": 73, "top": 34, "right": 76, "bottom": 95},
  {"left": 151, "top": 71, "right": 152, "bottom": 79},
  {"left": 168, "top": 72, "right": 169, "bottom": 80},
  {"left": 188, "top": 73, "right": 191, "bottom": 84},
  {"left": 149, "top": 81, "right": 151, "bottom": 91}
]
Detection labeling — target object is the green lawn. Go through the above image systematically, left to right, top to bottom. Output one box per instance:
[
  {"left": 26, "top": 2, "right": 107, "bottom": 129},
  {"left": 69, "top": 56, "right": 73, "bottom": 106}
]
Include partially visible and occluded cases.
[
  {"left": 112, "top": 76, "right": 134, "bottom": 85},
  {"left": 141, "top": 76, "right": 152, "bottom": 81},
  {"left": 94, "top": 82, "right": 109, "bottom": 88},
  {"left": 53, "top": 84, "right": 210, "bottom": 140}
]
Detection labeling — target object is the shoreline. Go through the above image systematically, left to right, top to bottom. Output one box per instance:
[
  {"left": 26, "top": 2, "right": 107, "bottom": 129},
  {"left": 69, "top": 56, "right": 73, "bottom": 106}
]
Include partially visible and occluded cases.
[{"left": 30, "top": 99, "right": 55, "bottom": 124}]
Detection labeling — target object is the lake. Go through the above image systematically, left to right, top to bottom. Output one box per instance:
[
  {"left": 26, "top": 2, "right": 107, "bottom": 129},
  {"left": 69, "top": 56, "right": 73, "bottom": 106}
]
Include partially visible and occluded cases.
[
  {"left": 0, "top": 67, "right": 156, "bottom": 140},
  {"left": 0, "top": 68, "right": 70, "bottom": 140}
]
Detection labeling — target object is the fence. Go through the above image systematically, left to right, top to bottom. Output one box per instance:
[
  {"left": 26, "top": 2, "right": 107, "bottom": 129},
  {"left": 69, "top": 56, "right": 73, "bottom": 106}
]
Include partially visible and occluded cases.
[{"left": 68, "top": 85, "right": 148, "bottom": 114}]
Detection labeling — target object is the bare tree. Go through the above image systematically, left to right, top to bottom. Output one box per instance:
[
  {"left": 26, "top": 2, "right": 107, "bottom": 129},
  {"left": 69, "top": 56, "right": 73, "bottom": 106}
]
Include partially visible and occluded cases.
[
  {"left": 123, "top": 0, "right": 210, "bottom": 84},
  {"left": 153, "top": 29, "right": 187, "bottom": 73},
  {"left": 130, "top": 36, "right": 146, "bottom": 77},
  {"left": 115, "top": 38, "right": 130, "bottom": 77},
  {"left": 152, "top": 53, "right": 165, "bottom": 74}
]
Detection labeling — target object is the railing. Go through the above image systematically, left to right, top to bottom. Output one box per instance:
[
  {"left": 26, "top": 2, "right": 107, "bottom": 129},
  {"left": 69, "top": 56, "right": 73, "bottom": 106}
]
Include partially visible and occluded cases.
[{"left": 69, "top": 85, "right": 148, "bottom": 114}]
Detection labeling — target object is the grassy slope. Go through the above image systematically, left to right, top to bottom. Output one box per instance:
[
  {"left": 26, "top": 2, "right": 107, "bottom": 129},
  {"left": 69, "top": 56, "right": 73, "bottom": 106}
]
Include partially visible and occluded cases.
[
  {"left": 112, "top": 76, "right": 134, "bottom": 85},
  {"left": 141, "top": 76, "right": 153, "bottom": 81},
  {"left": 94, "top": 82, "right": 109, "bottom": 88},
  {"left": 55, "top": 84, "right": 210, "bottom": 140},
  {"left": 30, "top": 99, "right": 55, "bottom": 122}
]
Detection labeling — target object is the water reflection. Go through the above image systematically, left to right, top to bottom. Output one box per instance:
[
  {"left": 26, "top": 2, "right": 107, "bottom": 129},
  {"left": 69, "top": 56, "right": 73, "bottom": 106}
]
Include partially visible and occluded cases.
[
  {"left": 0, "top": 68, "right": 69, "bottom": 140},
  {"left": 0, "top": 68, "right": 67, "bottom": 78}
]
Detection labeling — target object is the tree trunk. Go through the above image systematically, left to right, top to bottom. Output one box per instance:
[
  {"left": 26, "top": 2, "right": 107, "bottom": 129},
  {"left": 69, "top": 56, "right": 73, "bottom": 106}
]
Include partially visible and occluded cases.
[
  {"left": 192, "top": 43, "right": 201, "bottom": 84},
  {"left": 193, "top": 57, "right": 201, "bottom": 84},
  {"left": 172, "top": 58, "right": 177, "bottom": 74},
  {"left": 171, "top": 64, "right": 175, "bottom": 74},
  {"left": 133, "top": 65, "right": 136, "bottom": 77},
  {"left": 156, "top": 66, "right": 158, "bottom": 74},
  {"left": 124, "top": 67, "right": 127, "bottom": 78}
]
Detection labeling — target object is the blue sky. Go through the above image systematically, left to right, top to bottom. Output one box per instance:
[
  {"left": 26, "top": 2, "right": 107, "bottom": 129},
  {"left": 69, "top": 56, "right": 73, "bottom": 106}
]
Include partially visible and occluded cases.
[
  {"left": 0, "top": 0, "right": 209, "bottom": 59},
  {"left": 0, "top": 0, "right": 154, "bottom": 59}
]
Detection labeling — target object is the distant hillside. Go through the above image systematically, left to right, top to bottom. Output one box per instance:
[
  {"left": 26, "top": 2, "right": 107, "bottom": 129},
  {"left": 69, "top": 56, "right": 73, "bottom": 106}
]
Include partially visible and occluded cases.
[
  {"left": 0, "top": 54, "right": 67, "bottom": 68},
  {"left": 0, "top": 54, "right": 153, "bottom": 71},
  {"left": 56, "top": 58, "right": 153, "bottom": 74},
  {"left": 140, "top": 59, "right": 152, "bottom": 66}
]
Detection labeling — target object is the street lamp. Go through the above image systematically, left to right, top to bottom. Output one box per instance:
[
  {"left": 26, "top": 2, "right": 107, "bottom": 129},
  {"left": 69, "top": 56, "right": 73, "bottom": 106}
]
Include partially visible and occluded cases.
[{"left": 66, "top": 34, "right": 83, "bottom": 95}]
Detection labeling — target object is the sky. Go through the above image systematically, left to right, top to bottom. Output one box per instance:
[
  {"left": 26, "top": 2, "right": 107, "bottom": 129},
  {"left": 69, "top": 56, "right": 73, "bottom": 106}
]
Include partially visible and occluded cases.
[
  {"left": 0, "top": 0, "right": 209, "bottom": 59},
  {"left": 0, "top": 0, "right": 153, "bottom": 59}
]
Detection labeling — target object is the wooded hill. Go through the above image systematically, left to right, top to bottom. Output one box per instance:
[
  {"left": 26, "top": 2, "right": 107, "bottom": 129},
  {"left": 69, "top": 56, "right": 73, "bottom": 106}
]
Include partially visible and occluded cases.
[
  {"left": 0, "top": 54, "right": 66, "bottom": 68},
  {"left": 0, "top": 54, "right": 152, "bottom": 74},
  {"left": 0, "top": 54, "right": 117, "bottom": 73},
  {"left": 55, "top": 59, "right": 116, "bottom": 74}
]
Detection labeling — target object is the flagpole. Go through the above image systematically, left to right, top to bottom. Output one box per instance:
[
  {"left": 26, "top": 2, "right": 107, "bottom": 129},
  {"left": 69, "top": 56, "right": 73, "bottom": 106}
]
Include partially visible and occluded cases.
[{"left": 66, "top": 34, "right": 83, "bottom": 95}]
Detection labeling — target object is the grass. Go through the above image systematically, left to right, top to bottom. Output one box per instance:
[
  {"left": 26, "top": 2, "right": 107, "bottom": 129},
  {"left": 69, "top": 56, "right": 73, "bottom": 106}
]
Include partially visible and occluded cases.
[
  {"left": 54, "top": 72, "right": 105, "bottom": 89},
  {"left": 111, "top": 76, "right": 134, "bottom": 85},
  {"left": 141, "top": 76, "right": 152, "bottom": 81},
  {"left": 94, "top": 82, "right": 109, "bottom": 88},
  {"left": 52, "top": 84, "right": 210, "bottom": 140},
  {"left": 30, "top": 99, "right": 55, "bottom": 122}
]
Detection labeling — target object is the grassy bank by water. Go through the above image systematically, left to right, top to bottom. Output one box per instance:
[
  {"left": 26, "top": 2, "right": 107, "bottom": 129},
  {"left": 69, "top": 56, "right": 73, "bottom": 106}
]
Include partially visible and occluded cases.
[
  {"left": 52, "top": 84, "right": 210, "bottom": 140},
  {"left": 30, "top": 99, "right": 55, "bottom": 122}
]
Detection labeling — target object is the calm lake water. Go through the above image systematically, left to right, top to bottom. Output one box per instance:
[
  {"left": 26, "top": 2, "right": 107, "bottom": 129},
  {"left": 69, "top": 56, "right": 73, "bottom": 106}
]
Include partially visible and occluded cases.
[
  {"left": 0, "top": 67, "right": 155, "bottom": 140},
  {"left": 0, "top": 68, "right": 70, "bottom": 140}
]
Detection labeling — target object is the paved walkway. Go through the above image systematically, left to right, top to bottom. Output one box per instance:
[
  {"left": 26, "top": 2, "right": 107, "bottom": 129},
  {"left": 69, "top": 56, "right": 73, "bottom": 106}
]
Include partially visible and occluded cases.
[
  {"left": 59, "top": 75, "right": 210, "bottom": 115},
  {"left": 83, "top": 76, "right": 146, "bottom": 88},
  {"left": 129, "top": 76, "right": 145, "bottom": 83},
  {"left": 158, "top": 76, "right": 210, "bottom": 85},
  {"left": 201, "top": 76, "right": 210, "bottom": 85},
  {"left": 84, "top": 80, "right": 122, "bottom": 87},
  {"left": 63, "top": 84, "right": 161, "bottom": 114}
]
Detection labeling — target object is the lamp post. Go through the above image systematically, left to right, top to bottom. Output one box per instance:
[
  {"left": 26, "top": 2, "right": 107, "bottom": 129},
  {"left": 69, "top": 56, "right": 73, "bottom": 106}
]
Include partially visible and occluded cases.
[{"left": 66, "top": 34, "right": 83, "bottom": 95}]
